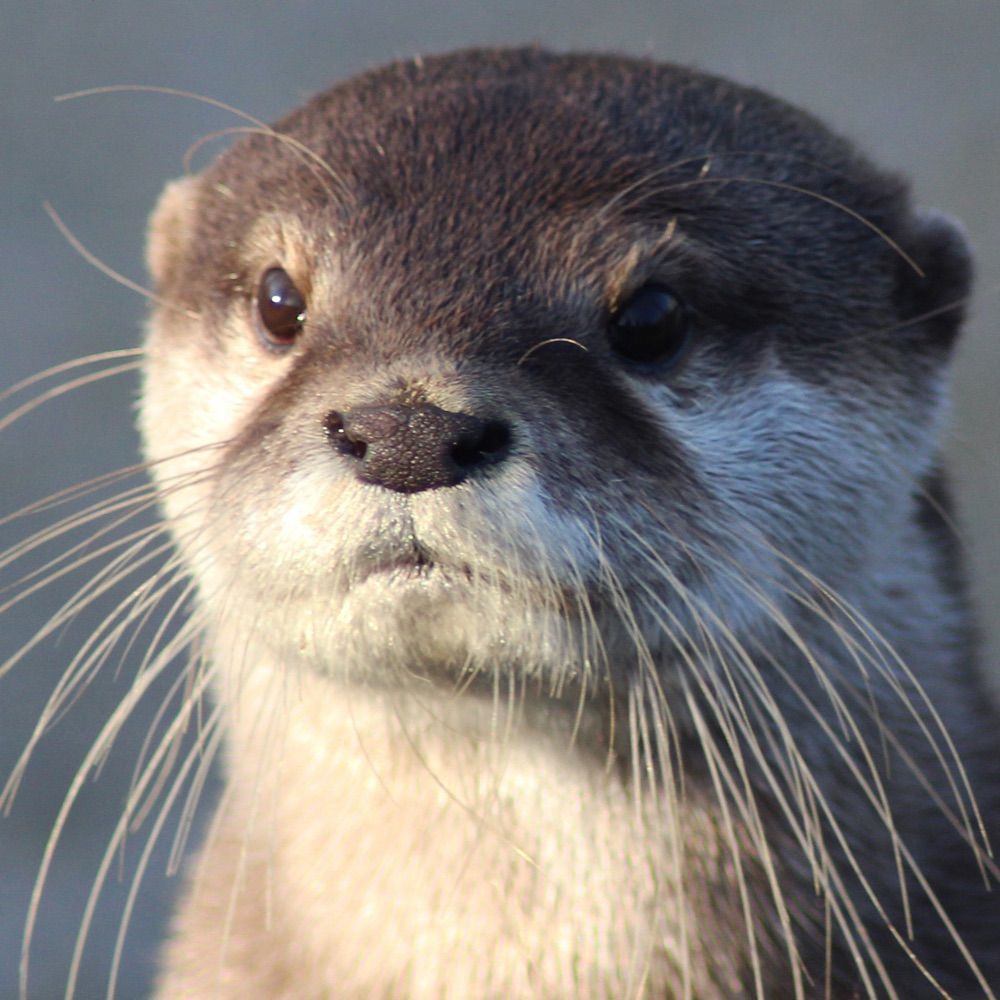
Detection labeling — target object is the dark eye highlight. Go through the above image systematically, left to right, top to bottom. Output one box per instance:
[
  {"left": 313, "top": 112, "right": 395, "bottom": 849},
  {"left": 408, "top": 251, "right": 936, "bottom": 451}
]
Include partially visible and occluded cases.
[
  {"left": 256, "top": 267, "right": 307, "bottom": 350},
  {"left": 608, "top": 283, "right": 689, "bottom": 367}
]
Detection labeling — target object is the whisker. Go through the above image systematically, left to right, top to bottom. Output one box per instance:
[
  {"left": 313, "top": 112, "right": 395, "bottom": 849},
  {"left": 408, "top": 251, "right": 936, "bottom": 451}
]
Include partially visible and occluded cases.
[
  {"left": 57, "top": 84, "right": 355, "bottom": 207},
  {"left": 42, "top": 202, "right": 195, "bottom": 318},
  {"left": 515, "top": 337, "right": 589, "bottom": 366},
  {"left": 0, "top": 349, "right": 143, "bottom": 408},
  {"left": 0, "top": 353, "right": 143, "bottom": 435},
  {"left": 17, "top": 608, "right": 203, "bottom": 1000},
  {"left": 63, "top": 644, "right": 216, "bottom": 1000},
  {"left": 106, "top": 703, "right": 223, "bottom": 1000}
]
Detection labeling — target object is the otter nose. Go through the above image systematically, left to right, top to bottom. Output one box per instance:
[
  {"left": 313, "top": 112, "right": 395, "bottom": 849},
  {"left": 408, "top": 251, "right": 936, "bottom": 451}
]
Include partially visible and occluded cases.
[{"left": 324, "top": 404, "right": 512, "bottom": 494}]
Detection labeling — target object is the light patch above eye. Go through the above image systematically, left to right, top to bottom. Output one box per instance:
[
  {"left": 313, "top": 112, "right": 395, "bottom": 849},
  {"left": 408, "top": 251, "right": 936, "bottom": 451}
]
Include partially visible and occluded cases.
[{"left": 256, "top": 266, "right": 307, "bottom": 351}]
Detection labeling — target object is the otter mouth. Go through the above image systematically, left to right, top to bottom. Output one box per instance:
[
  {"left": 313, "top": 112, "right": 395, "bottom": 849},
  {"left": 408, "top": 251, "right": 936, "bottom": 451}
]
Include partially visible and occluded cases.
[
  {"left": 347, "top": 536, "right": 588, "bottom": 618},
  {"left": 354, "top": 541, "right": 474, "bottom": 585},
  {"left": 369, "top": 543, "right": 432, "bottom": 573}
]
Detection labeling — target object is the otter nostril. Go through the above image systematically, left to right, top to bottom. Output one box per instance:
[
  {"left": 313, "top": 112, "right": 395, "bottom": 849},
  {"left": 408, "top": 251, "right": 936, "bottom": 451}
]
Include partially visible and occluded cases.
[
  {"left": 324, "top": 410, "right": 367, "bottom": 460},
  {"left": 451, "top": 419, "right": 511, "bottom": 468},
  {"left": 479, "top": 420, "right": 511, "bottom": 454}
]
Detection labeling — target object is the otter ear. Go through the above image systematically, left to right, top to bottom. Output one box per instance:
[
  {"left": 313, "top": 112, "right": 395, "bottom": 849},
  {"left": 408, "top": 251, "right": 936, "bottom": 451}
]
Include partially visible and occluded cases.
[
  {"left": 146, "top": 176, "right": 199, "bottom": 291},
  {"left": 895, "top": 208, "right": 973, "bottom": 350}
]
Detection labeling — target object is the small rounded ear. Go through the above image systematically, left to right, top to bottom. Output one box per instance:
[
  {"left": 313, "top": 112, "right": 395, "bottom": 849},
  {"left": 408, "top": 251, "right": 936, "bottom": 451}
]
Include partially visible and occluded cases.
[
  {"left": 146, "top": 176, "right": 199, "bottom": 292},
  {"left": 895, "top": 208, "right": 974, "bottom": 349}
]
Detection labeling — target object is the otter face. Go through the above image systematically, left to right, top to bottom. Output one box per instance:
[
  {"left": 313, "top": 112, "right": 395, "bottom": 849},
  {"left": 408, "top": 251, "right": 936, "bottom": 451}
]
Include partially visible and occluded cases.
[
  {"left": 141, "top": 50, "right": 970, "bottom": 697},
  {"left": 124, "top": 51, "right": 1000, "bottom": 999}
]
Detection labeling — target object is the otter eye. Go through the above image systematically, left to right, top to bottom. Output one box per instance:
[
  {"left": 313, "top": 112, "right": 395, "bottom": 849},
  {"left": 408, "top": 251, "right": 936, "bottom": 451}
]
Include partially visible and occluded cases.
[
  {"left": 256, "top": 267, "right": 306, "bottom": 350},
  {"left": 608, "top": 283, "right": 689, "bottom": 367}
]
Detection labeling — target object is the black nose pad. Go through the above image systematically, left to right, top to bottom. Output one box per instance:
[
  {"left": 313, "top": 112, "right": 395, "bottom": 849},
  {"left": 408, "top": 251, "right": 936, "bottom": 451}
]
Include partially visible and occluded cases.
[{"left": 324, "top": 404, "right": 512, "bottom": 494}]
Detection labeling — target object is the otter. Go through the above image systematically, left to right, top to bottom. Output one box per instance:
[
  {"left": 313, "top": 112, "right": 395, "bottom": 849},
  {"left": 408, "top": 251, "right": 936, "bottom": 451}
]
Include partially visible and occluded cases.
[{"left": 20, "top": 47, "right": 1000, "bottom": 997}]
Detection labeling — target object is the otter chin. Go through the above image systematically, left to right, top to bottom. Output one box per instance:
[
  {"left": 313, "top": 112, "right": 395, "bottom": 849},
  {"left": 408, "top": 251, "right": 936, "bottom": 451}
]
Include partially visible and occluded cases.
[{"left": 131, "top": 48, "right": 999, "bottom": 998}]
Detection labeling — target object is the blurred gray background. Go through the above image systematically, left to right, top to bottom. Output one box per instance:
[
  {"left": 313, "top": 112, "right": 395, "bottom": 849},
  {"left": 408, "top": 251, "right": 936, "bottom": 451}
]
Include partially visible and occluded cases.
[{"left": 2, "top": 3, "right": 998, "bottom": 997}]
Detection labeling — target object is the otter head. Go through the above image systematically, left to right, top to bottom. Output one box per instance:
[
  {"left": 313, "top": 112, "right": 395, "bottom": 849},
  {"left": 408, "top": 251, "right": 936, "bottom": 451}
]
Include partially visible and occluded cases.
[{"left": 140, "top": 49, "right": 971, "bottom": 704}]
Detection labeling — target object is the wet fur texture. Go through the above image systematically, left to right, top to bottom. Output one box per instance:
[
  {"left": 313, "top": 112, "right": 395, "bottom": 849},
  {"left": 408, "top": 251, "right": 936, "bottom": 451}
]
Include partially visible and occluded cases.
[{"left": 123, "top": 48, "right": 1000, "bottom": 997}]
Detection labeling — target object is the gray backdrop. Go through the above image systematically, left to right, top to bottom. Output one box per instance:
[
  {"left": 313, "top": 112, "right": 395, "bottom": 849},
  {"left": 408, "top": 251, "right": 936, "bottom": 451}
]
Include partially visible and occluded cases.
[{"left": 2, "top": 3, "right": 998, "bottom": 997}]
